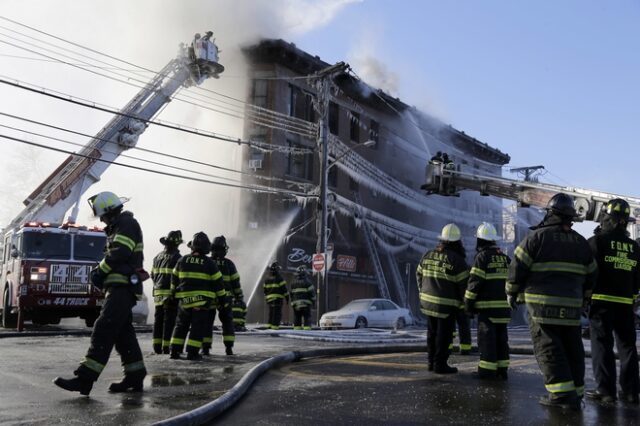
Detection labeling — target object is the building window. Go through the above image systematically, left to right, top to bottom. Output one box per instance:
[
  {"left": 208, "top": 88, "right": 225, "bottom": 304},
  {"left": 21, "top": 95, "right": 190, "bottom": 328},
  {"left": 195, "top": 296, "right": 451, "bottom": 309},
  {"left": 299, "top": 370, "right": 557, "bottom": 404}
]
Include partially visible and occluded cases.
[
  {"left": 252, "top": 79, "right": 268, "bottom": 108},
  {"left": 289, "top": 84, "right": 315, "bottom": 122},
  {"left": 329, "top": 102, "right": 339, "bottom": 135},
  {"left": 350, "top": 111, "right": 360, "bottom": 142},
  {"left": 369, "top": 119, "right": 379, "bottom": 149},
  {"left": 286, "top": 140, "right": 313, "bottom": 180},
  {"left": 328, "top": 166, "right": 338, "bottom": 188},
  {"left": 349, "top": 177, "right": 359, "bottom": 192}
]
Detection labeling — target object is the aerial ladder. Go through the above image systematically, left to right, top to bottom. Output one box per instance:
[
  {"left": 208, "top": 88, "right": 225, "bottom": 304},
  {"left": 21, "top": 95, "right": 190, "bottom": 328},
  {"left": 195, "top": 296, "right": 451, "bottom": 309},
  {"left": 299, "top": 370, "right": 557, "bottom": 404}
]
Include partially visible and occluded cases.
[
  {"left": 10, "top": 31, "right": 224, "bottom": 229},
  {"left": 0, "top": 32, "right": 224, "bottom": 330},
  {"left": 421, "top": 158, "right": 640, "bottom": 225}
]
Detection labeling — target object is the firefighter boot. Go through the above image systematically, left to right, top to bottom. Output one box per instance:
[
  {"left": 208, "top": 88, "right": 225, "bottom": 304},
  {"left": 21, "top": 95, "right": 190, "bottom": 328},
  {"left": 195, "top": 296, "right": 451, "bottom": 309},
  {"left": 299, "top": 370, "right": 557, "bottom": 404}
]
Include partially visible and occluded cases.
[
  {"left": 153, "top": 344, "right": 162, "bottom": 355},
  {"left": 225, "top": 345, "right": 234, "bottom": 356},
  {"left": 201, "top": 348, "right": 211, "bottom": 356},
  {"left": 169, "top": 349, "right": 181, "bottom": 360},
  {"left": 186, "top": 351, "right": 202, "bottom": 361},
  {"left": 434, "top": 364, "right": 458, "bottom": 374},
  {"left": 496, "top": 367, "right": 508, "bottom": 381},
  {"left": 109, "top": 371, "right": 146, "bottom": 393},
  {"left": 53, "top": 376, "right": 93, "bottom": 396}
]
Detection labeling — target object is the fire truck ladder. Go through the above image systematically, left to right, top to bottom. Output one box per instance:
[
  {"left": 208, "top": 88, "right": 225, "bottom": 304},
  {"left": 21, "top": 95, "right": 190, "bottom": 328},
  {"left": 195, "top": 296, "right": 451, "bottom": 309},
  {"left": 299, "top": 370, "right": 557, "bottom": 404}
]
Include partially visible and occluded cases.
[{"left": 353, "top": 192, "right": 390, "bottom": 300}]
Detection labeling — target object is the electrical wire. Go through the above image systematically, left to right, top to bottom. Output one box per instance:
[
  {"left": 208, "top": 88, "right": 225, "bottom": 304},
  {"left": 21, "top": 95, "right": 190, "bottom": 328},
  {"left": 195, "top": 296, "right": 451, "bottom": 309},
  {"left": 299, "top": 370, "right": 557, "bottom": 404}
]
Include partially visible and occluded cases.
[
  {"left": 0, "top": 17, "right": 318, "bottom": 134},
  {"left": 0, "top": 35, "right": 317, "bottom": 139},
  {"left": 0, "top": 75, "right": 314, "bottom": 155},
  {"left": 0, "top": 111, "right": 311, "bottom": 189},
  {"left": 0, "top": 133, "right": 310, "bottom": 197}
]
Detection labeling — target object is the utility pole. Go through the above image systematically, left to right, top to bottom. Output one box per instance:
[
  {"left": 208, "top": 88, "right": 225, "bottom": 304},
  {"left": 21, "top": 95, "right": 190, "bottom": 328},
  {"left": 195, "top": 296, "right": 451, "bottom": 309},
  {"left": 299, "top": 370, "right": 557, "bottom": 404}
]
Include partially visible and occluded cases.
[
  {"left": 312, "top": 61, "right": 349, "bottom": 323},
  {"left": 510, "top": 165, "right": 544, "bottom": 182}
]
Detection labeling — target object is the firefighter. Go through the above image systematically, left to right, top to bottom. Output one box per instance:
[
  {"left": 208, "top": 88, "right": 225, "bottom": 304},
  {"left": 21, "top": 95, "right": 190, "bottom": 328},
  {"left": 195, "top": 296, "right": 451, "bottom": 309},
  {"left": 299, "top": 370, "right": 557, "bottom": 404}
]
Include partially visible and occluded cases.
[
  {"left": 54, "top": 191, "right": 147, "bottom": 395},
  {"left": 507, "top": 193, "right": 597, "bottom": 410},
  {"left": 585, "top": 199, "right": 640, "bottom": 404},
  {"left": 464, "top": 222, "right": 511, "bottom": 380},
  {"left": 416, "top": 223, "right": 469, "bottom": 374},
  {"left": 151, "top": 230, "right": 183, "bottom": 355},
  {"left": 169, "top": 232, "right": 226, "bottom": 361},
  {"left": 202, "top": 235, "right": 242, "bottom": 356},
  {"left": 264, "top": 262, "right": 288, "bottom": 329},
  {"left": 290, "top": 265, "right": 315, "bottom": 330},
  {"left": 232, "top": 299, "right": 248, "bottom": 332},
  {"left": 451, "top": 311, "right": 472, "bottom": 355}
]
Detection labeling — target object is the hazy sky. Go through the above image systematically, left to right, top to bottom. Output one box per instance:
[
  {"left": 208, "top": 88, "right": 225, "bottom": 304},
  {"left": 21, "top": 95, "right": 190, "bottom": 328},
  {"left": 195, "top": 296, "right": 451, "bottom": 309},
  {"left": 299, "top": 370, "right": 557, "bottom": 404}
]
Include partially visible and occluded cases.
[{"left": 1, "top": 0, "right": 638, "bottom": 239}]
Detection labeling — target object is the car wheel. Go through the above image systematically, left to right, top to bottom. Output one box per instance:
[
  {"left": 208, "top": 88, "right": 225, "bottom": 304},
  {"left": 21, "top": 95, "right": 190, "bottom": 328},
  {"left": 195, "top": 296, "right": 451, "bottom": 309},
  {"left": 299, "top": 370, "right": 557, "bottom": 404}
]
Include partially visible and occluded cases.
[
  {"left": 2, "top": 287, "right": 17, "bottom": 329},
  {"left": 355, "top": 316, "right": 367, "bottom": 329},
  {"left": 395, "top": 317, "right": 406, "bottom": 329}
]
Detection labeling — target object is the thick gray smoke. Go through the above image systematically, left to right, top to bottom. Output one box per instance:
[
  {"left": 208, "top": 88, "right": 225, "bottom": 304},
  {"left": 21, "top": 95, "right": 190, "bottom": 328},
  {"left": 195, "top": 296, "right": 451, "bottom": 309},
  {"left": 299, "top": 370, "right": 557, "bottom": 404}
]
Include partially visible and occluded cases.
[{"left": 0, "top": 0, "right": 359, "bottom": 322}]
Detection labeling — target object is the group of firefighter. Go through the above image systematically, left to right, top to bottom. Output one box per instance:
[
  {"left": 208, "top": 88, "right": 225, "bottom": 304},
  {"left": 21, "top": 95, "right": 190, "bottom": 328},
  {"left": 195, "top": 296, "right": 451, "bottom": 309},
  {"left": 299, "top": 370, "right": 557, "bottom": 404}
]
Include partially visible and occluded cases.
[
  {"left": 52, "top": 189, "right": 639, "bottom": 410},
  {"left": 417, "top": 192, "right": 640, "bottom": 410}
]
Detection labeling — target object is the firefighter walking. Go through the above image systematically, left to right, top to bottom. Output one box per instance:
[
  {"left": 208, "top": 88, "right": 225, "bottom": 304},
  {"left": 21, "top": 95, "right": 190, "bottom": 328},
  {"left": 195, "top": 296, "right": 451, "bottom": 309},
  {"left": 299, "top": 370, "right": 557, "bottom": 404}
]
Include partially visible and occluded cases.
[
  {"left": 54, "top": 191, "right": 147, "bottom": 395},
  {"left": 507, "top": 193, "right": 597, "bottom": 410},
  {"left": 586, "top": 199, "right": 640, "bottom": 404},
  {"left": 464, "top": 222, "right": 511, "bottom": 380},
  {"left": 416, "top": 223, "right": 469, "bottom": 374},
  {"left": 151, "top": 230, "right": 182, "bottom": 355},
  {"left": 169, "top": 232, "right": 226, "bottom": 361},
  {"left": 202, "top": 235, "right": 243, "bottom": 356},
  {"left": 264, "top": 262, "right": 288, "bottom": 329},
  {"left": 290, "top": 266, "right": 315, "bottom": 330}
]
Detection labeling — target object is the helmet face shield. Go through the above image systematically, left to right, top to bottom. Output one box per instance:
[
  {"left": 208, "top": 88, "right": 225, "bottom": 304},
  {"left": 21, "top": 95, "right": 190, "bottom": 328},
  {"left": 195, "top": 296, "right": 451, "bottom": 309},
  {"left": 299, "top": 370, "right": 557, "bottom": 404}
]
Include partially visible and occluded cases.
[
  {"left": 87, "top": 191, "right": 125, "bottom": 218},
  {"left": 605, "top": 198, "right": 631, "bottom": 222}
]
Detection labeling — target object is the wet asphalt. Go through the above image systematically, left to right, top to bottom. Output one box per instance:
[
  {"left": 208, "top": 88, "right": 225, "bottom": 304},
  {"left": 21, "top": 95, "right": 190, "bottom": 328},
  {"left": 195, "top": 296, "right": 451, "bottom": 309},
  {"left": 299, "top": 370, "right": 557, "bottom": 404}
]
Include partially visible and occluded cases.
[{"left": 0, "top": 326, "right": 638, "bottom": 425}]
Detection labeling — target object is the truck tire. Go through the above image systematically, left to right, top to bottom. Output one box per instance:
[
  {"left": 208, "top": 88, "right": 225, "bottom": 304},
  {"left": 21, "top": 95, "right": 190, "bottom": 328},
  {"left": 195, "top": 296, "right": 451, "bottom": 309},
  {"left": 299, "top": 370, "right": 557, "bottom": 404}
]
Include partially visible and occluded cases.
[{"left": 2, "top": 287, "right": 17, "bottom": 329}]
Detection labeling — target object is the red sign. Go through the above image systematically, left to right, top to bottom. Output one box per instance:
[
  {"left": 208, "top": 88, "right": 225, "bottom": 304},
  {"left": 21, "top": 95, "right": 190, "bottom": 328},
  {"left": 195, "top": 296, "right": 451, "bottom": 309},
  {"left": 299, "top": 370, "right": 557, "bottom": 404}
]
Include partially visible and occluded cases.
[
  {"left": 312, "top": 253, "right": 325, "bottom": 272},
  {"left": 336, "top": 255, "right": 357, "bottom": 272}
]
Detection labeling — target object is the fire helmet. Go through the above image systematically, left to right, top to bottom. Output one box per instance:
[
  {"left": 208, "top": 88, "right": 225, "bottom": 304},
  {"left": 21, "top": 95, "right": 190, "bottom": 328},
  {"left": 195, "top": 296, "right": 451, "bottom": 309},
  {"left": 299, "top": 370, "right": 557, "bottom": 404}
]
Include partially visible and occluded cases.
[
  {"left": 87, "top": 191, "right": 126, "bottom": 217},
  {"left": 546, "top": 193, "right": 576, "bottom": 218},
  {"left": 604, "top": 198, "right": 631, "bottom": 223},
  {"left": 476, "top": 222, "right": 499, "bottom": 242},
  {"left": 439, "top": 223, "right": 461, "bottom": 242},
  {"left": 160, "top": 230, "right": 183, "bottom": 246},
  {"left": 187, "top": 232, "right": 211, "bottom": 255},
  {"left": 211, "top": 235, "right": 229, "bottom": 256},
  {"left": 269, "top": 261, "right": 280, "bottom": 272}
]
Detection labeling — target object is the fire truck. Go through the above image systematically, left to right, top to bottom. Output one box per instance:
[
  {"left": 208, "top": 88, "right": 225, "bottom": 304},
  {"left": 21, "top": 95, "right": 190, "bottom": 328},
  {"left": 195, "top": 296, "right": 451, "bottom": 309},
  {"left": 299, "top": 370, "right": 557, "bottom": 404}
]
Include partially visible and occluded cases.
[
  {"left": 0, "top": 32, "right": 224, "bottom": 330},
  {"left": 422, "top": 157, "right": 640, "bottom": 228}
]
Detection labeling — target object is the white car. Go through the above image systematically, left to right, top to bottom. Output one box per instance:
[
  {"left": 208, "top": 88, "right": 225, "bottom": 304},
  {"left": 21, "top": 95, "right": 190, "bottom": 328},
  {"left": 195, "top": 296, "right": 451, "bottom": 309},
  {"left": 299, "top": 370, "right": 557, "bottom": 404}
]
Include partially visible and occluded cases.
[
  {"left": 132, "top": 293, "right": 149, "bottom": 325},
  {"left": 319, "top": 298, "right": 413, "bottom": 330}
]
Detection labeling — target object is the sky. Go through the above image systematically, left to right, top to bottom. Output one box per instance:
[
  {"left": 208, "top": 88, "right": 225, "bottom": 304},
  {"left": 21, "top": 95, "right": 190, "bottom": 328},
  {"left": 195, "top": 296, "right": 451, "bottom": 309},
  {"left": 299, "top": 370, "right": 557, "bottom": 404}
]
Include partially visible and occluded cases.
[{"left": 1, "top": 0, "right": 638, "bottom": 243}]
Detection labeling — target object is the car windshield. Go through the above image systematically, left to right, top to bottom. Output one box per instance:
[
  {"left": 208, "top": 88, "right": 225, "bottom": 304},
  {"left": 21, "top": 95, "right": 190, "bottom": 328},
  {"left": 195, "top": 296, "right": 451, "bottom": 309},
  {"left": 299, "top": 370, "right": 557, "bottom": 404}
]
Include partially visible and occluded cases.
[
  {"left": 21, "top": 231, "right": 71, "bottom": 259},
  {"left": 74, "top": 234, "right": 106, "bottom": 261},
  {"left": 341, "top": 300, "right": 371, "bottom": 311}
]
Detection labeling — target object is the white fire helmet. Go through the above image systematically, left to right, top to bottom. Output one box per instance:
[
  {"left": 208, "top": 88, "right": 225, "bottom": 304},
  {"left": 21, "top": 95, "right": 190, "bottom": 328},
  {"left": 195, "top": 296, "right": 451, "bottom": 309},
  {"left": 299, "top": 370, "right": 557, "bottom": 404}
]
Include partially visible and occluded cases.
[
  {"left": 87, "top": 191, "right": 126, "bottom": 217},
  {"left": 476, "top": 222, "right": 500, "bottom": 241},
  {"left": 439, "top": 223, "right": 461, "bottom": 242}
]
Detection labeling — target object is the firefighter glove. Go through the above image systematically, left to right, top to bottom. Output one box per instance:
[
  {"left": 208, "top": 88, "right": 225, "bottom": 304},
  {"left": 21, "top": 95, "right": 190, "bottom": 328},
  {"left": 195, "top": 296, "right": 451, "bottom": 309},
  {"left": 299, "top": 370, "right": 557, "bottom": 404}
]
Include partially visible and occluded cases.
[
  {"left": 90, "top": 267, "right": 105, "bottom": 289},
  {"left": 507, "top": 294, "right": 518, "bottom": 311}
]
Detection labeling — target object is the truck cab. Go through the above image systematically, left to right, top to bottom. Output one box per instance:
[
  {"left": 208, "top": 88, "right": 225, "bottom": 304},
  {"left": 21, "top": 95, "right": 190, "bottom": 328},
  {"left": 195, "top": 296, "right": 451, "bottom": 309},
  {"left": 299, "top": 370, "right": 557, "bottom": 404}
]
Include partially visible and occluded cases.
[{"left": 0, "top": 222, "right": 106, "bottom": 330}]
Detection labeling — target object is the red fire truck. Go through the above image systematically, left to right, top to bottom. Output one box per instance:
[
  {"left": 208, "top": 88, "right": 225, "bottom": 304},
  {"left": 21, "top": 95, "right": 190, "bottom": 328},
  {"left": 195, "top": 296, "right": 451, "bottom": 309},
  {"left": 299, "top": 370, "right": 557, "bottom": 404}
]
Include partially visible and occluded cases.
[
  {"left": 0, "top": 31, "right": 224, "bottom": 330},
  {"left": 1, "top": 222, "right": 106, "bottom": 328}
]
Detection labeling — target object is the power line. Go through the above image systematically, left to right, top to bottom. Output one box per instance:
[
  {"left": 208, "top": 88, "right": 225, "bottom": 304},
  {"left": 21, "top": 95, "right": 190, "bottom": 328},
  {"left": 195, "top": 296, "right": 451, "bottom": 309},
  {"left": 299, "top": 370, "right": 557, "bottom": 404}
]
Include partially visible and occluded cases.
[
  {"left": 0, "top": 17, "right": 318, "bottom": 133},
  {"left": 0, "top": 35, "right": 317, "bottom": 138},
  {"left": 0, "top": 75, "right": 314, "bottom": 155},
  {"left": 0, "top": 110, "right": 310, "bottom": 189},
  {"left": 0, "top": 132, "right": 311, "bottom": 197}
]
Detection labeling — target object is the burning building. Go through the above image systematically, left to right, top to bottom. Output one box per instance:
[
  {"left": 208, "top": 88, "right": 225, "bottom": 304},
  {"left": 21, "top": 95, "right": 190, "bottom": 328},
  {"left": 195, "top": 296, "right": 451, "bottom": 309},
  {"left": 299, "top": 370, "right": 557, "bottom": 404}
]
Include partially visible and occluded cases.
[{"left": 238, "top": 39, "right": 510, "bottom": 324}]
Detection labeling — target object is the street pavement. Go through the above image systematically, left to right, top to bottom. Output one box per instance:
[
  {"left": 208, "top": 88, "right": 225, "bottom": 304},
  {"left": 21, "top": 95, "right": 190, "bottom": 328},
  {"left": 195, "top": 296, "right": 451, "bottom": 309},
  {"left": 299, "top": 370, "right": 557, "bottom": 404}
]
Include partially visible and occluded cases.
[{"left": 0, "top": 326, "right": 638, "bottom": 425}]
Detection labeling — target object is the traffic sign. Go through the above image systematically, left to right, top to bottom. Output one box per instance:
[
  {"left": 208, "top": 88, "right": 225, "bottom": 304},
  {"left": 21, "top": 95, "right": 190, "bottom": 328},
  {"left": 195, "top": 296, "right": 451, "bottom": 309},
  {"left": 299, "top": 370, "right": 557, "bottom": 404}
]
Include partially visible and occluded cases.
[{"left": 312, "top": 253, "right": 325, "bottom": 273}]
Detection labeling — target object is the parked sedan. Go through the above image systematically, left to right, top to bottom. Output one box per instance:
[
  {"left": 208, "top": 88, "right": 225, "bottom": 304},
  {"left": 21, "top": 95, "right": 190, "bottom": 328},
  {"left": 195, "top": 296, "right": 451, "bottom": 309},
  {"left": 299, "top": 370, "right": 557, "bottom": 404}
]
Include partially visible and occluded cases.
[{"left": 319, "top": 298, "right": 413, "bottom": 330}]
